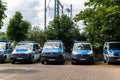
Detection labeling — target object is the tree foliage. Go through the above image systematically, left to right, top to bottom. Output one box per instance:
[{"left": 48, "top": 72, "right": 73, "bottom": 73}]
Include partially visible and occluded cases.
[
  {"left": 0, "top": 0, "right": 7, "bottom": 28},
  {"left": 6, "top": 11, "right": 31, "bottom": 42},
  {"left": 46, "top": 15, "right": 81, "bottom": 52},
  {"left": 27, "top": 26, "right": 46, "bottom": 46},
  {"left": 0, "top": 32, "right": 6, "bottom": 40}
]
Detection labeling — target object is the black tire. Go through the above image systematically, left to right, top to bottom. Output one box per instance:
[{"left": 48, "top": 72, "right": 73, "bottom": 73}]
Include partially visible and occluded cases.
[
  {"left": 37, "top": 56, "right": 41, "bottom": 62},
  {"left": 30, "top": 57, "right": 35, "bottom": 64},
  {"left": 30, "top": 59, "right": 35, "bottom": 64},
  {"left": 104, "top": 59, "right": 106, "bottom": 63},
  {"left": 60, "top": 60, "right": 65, "bottom": 64},
  {"left": 89, "top": 60, "right": 94, "bottom": 65},
  {"left": 11, "top": 61, "right": 15, "bottom": 64},
  {"left": 41, "top": 61, "right": 44, "bottom": 64},
  {"left": 71, "top": 61, "right": 76, "bottom": 65}
]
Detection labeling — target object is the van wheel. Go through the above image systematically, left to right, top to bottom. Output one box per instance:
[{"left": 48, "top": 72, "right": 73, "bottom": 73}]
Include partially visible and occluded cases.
[
  {"left": 37, "top": 56, "right": 41, "bottom": 62},
  {"left": 30, "top": 57, "right": 35, "bottom": 64},
  {"left": 30, "top": 59, "right": 35, "bottom": 64},
  {"left": 104, "top": 59, "right": 106, "bottom": 63},
  {"left": 1, "top": 60, "right": 5, "bottom": 63},
  {"left": 61, "top": 60, "right": 65, "bottom": 64},
  {"left": 11, "top": 61, "right": 15, "bottom": 64},
  {"left": 41, "top": 61, "right": 44, "bottom": 64},
  {"left": 90, "top": 61, "right": 94, "bottom": 65},
  {"left": 71, "top": 62, "right": 76, "bottom": 65}
]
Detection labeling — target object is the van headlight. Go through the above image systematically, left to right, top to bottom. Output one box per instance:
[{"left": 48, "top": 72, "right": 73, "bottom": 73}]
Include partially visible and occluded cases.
[
  {"left": 72, "top": 51, "right": 78, "bottom": 55},
  {"left": 88, "top": 51, "right": 93, "bottom": 56},
  {"left": 108, "top": 51, "right": 114, "bottom": 57},
  {"left": 108, "top": 53, "right": 114, "bottom": 56}
]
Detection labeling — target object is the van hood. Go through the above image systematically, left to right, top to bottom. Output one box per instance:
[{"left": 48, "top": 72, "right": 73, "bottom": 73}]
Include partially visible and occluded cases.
[
  {"left": 42, "top": 48, "right": 63, "bottom": 53},
  {"left": 12, "top": 49, "right": 32, "bottom": 54},
  {"left": 0, "top": 50, "right": 4, "bottom": 54},
  {"left": 72, "top": 50, "right": 91, "bottom": 54}
]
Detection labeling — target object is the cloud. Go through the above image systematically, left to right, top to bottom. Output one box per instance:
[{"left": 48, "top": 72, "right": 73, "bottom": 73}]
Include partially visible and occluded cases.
[{"left": 1, "top": 0, "right": 88, "bottom": 32}]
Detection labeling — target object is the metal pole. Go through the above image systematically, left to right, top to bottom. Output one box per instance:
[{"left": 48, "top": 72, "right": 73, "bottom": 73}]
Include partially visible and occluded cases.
[
  {"left": 44, "top": 0, "right": 47, "bottom": 30},
  {"left": 54, "top": 0, "right": 56, "bottom": 17},
  {"left": 57, "top": 0, "right": 59, "bottom": 17},
  {"left": 58, "top": 1, "right": 63, "bottom": 15},
  {"left": 70, "top": 4, "right": 72, "bottom": 18}
]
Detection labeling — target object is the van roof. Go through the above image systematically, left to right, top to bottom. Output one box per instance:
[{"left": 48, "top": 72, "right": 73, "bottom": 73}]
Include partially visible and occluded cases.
[
  {"left": 0, "top": 40, "right": 10, "bottom": 43},
  {"left": 46, "top": 40, "right": 62, "bottom": 42},
  {"left": 19, "top": 41, "right": 38, "bottom": 44},
  {"left": 74, "top": 41, "right": 90, "bottom": 43},
  {"left": 106, "top": 41, "right": 120, "bottom": 43}
]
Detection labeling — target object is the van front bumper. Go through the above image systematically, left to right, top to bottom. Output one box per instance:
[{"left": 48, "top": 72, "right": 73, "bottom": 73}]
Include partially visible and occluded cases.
[
  {"left": 41, "top": 53, "right": 65, "bottom": 63},
  {"left": 0, "top": 54, "right": 5, "bottom": 61},
  {"left": 11, "top": 54, "right": 33, "bottom": 62},
  {"left": 71, "top": 54, "right": 94, "bottom": 63},
  {"left": 107, "top": 56, "right": 120, "bottom": 63}
]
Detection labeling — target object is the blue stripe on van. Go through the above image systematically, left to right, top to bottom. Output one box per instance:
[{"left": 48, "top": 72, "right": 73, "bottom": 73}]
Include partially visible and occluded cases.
[{"left": 73, "top": 50, "right": 91, "bottom": 54}]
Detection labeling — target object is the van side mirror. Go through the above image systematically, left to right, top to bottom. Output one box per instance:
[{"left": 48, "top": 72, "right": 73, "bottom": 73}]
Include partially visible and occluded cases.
[{"left": 104, "top": 47, "right": 107, "bottom": 50}]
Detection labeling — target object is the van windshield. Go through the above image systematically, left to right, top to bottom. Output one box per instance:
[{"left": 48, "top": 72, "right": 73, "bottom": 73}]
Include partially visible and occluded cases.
[
  {"left": 0, "top": 42, "right": 6, "bottom": 50},
  {"left": 44, "top": 42, "right": 61, "bottom": 49},
  {"left": 15, "top": 43, "right": 32, "bottom": 50},
  {"left": 73, "top": 43, "right": 91, "bottom": 50},
  {"left": 109, "top": 43, "right": 120, "bottom": 50}
]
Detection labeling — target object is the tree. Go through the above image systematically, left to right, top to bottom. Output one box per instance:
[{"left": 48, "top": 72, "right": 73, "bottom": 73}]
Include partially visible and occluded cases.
[
  {"left": 0, "top": 0, "right": 7, "bottom": 28},
  {"left": 74, "top": 0, "right": 120, "bottom": 60},
  {"left": 6, "top": 11, "right": 31, "bottom": 42},
  {"left": 46, "top": 15, "right": 81, "bottom": 52},
  {"left": 28, "top": 26, "right": 46, "bottom": 46},
  {"left": 0, "top": 32, "right": 6, "bottom": 40}
]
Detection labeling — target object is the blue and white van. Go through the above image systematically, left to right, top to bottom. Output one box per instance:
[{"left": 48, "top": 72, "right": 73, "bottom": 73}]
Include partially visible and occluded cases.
[
  {"left": 0, "top": 40, "right": 13, "bottom": 63},
  {"left": 41, "top": 40, "right": 65, "bottom": 64},
  {"left": 11, "top": 41, "right": 42, "bottom": 64},
  {"left": 71, "top": 41, "right": 94, "bottom": 64},
  {"left": 103, "top": 41, "right": 120, "bottom": 64}
]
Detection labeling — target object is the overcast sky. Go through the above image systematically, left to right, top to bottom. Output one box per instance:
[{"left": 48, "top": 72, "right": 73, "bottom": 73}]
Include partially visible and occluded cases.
[{"left": 1, "top": 0, "right": 88, "bottom": 32}]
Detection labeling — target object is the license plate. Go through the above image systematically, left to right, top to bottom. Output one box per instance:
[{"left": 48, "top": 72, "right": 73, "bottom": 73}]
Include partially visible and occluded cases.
[
  {"left": 17, "top": 57, "right": 23, "bottom": 60},
  {"left": 80, "top": 58, "right": 86, "bottom": 61},
  {"left": 48, "top": 59, "right": 55, "bottom": 61},
  {"left": 117, "top": 59, "right": 120, "bottom": 61}
]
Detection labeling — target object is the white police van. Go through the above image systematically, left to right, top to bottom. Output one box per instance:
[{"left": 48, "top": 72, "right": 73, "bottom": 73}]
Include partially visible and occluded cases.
[
  {"left": 0, "top": 40, "right": 13, "bottom": 63},
  {"left": 41, "top": 40, "right": 65, "bottom": 64},
  {"left": 11, "top": 41, "right": 42, "bottom": 64},
  {"left": 71, "top": 41, "right": 94, "bottom": 64},
  {"left": 103, "top": 41, "right": 120, "bottom": 64}
]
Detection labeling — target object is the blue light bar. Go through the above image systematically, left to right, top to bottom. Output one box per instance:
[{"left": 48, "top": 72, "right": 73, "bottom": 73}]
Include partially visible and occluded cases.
[{"left": 0, "top": 40, "right": 9, "bottom": 42}]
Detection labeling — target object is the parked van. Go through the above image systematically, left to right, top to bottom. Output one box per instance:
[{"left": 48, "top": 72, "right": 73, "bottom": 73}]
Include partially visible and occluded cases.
[
  {"left": 0, "top": 40, "right": 13, "bottom": 63},
  {"left": 41, "top": 40, "right": 65, "bottom": 64},
  {"left": 11, "top": 41, "right": 42, "bottom": 64},
  {"left": 71, "top": 41, "right": 94, "bottom": 64},
  {"left": 103, "top": 41, "right": 120, "bottom": 64}
]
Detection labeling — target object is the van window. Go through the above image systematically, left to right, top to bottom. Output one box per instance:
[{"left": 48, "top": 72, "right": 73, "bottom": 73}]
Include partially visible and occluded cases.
[
  {"left": 0, "top": 42, "right": 5, "bottom": 50},
  {"left": 44, "top": 42, "right": 60, "bottom": 49},
  {"left": 74, "top": 43, "right": 91, "bottom": 50},
  {"left": 109, "top": 43, "right": 120, "bottom": 50},
  {"left": 36, "top": 44, "right": 40, "bottom": 50}
]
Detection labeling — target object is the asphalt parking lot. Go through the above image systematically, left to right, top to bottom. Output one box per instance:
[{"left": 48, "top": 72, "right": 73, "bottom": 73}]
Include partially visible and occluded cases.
[{"left": 0, "top": 61, "right": 120, "bottom": 80}]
